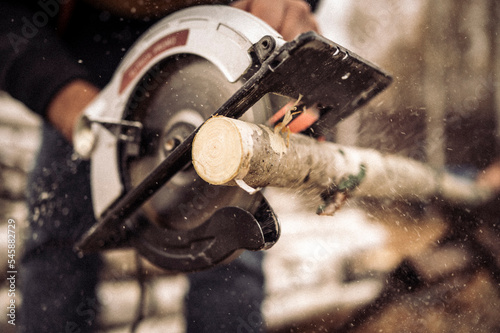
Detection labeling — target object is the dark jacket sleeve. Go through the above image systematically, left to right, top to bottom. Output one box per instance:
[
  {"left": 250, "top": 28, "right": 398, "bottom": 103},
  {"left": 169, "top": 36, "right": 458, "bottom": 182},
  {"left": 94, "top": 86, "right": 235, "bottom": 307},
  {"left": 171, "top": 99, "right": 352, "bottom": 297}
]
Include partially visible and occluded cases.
[{"left": 0, "top": 0, "right": 92, "bottom": 118}]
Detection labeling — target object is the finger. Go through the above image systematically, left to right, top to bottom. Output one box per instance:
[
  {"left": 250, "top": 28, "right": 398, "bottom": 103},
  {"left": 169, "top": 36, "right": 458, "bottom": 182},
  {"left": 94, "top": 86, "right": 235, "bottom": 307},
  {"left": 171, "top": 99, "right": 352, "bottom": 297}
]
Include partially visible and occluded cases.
[
  {"left": 229, "top": 0, "right": 250, "bottom": 11},
  {"left": 231, "top": 0, "right": 318, "bottom": 41},
  {"left": 247, "top": 0, "right": 288, "bottom": 34},
  {"left": 279, "top": 0, "right": 320, "bottom": 40}
]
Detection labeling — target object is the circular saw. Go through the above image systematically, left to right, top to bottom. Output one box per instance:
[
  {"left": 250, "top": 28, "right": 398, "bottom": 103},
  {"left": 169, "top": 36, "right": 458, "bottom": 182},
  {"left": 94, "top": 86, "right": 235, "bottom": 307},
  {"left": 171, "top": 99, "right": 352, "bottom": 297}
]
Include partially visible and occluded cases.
[{"left": 74, "top": 5, "right": 392, "bottom": 272}]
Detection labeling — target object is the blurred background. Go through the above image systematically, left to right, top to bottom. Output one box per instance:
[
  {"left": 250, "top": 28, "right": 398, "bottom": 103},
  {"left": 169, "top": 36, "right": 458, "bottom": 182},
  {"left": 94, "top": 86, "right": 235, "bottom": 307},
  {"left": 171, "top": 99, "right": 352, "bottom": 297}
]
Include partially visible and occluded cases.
[{"left": 1, "top": 0, "right": 500, "bottom": 332}]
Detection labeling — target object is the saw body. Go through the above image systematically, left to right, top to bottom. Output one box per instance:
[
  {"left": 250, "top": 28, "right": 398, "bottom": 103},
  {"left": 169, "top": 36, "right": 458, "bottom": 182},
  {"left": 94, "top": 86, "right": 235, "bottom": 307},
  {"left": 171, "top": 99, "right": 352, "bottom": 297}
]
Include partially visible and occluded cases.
[{"left": 74, "top": 5, "right": 391, "bottom": 272}]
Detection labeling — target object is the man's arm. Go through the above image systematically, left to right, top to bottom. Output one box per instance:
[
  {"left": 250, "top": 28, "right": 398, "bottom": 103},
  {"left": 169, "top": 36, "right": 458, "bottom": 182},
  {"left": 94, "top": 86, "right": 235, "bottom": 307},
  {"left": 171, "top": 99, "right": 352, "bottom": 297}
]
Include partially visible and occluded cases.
[
  {"left": 0, "top": 0, "right": 98, "bottom": 141},
  {"left": 1, "top": 0, "right": 319, "bottom": 143},
  {"left": 42, "top": 0, "right": 321, "bottom": 142}
]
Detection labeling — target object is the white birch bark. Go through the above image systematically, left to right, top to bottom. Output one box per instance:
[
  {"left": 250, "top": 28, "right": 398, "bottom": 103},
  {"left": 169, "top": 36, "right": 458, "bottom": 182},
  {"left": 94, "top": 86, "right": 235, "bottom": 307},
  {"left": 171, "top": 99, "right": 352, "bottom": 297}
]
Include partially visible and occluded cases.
[{"left": 192, "top": 116, "right": 494, "bottom": 207}]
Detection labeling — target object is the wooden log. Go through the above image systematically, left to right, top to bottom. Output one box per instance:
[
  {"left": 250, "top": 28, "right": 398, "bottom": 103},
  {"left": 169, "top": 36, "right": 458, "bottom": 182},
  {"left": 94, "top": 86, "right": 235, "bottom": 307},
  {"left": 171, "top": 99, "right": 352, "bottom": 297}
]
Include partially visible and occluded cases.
[{"left": 192, "top": 116, "right": 494, "bottom": 208}]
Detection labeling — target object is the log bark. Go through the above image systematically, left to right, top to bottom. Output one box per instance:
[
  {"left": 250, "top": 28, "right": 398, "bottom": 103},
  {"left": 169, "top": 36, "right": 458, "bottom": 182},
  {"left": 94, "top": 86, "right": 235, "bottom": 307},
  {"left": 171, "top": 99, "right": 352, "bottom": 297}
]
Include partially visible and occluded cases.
[{"left": 192, "top": 116, "right": 494, "bottom": 206}]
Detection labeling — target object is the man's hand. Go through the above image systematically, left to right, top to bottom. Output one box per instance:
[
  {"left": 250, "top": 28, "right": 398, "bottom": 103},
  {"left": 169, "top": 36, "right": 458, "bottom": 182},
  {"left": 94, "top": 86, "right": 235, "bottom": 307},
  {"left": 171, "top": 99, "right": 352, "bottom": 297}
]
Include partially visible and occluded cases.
[
  {"left": 231, "top": 0, "right": 319, "bottom": 41},
  {"left": 47, "top": 80, "right": 100, "bottom": 143},
  {"left": 477, "top": 160, "right": 500, "bottom": 194}
]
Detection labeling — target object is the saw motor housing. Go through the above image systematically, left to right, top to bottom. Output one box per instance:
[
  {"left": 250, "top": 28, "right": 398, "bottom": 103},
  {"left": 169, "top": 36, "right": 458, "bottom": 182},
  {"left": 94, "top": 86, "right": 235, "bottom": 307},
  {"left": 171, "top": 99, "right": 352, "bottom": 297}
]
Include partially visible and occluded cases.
[{"left": 74, "top": 5, "right": 392, "bottom": 272}]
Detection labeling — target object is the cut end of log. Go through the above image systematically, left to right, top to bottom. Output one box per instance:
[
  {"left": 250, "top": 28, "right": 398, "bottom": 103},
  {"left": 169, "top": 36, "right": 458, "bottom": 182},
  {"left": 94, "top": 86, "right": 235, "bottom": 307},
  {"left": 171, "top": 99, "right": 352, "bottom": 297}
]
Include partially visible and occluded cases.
[{"left": 192, "top": 116, "right": 246, "bottom": 185}]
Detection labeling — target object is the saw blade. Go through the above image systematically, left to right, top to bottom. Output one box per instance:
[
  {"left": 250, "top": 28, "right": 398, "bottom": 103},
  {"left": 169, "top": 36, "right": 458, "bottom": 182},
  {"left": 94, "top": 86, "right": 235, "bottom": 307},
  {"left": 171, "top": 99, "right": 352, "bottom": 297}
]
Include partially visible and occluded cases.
[{"left": 122, "top": 54, "right": 267, "bottom": 230}]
